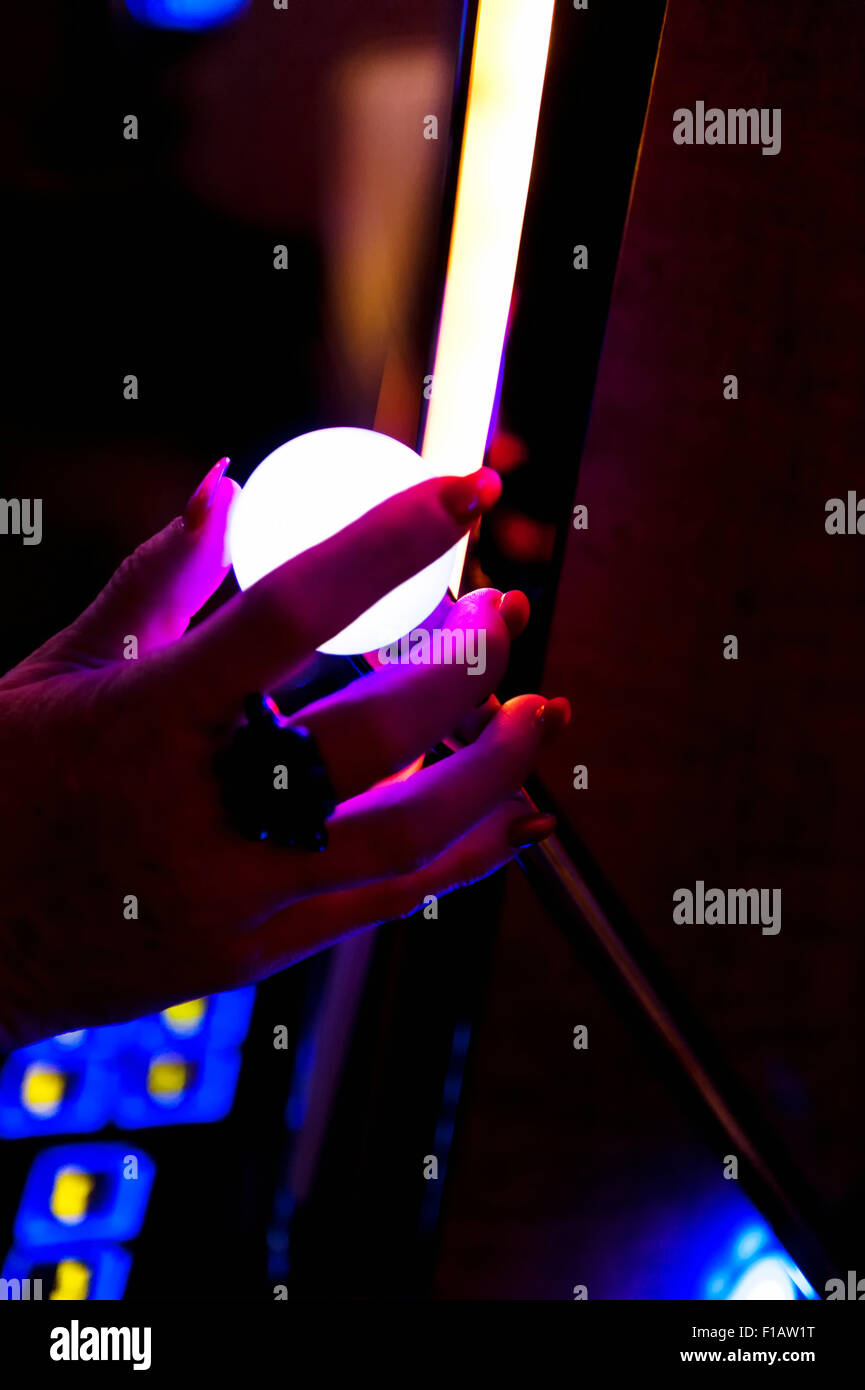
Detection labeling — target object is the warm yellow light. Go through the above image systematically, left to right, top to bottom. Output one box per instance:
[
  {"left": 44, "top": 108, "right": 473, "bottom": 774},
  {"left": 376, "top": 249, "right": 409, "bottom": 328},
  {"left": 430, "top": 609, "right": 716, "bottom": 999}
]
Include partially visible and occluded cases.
[
  {"left": 421, "top": 0, "right": 554, "bottom": 592},
  {"left": 162, "top": 998, "right": 207, "bottom": 1037},
  {"left": 147, "top": 1053, "right": 189, "bottom": 1100},
  {"left": 22, "top": 1062, "right": 66, "bottom": 1118},
  {"left": 50, "top": 1168, "right": 95, "bottom": 1226},
  {"left": 50, "top": 1258, "right": 92, "bottom": 1301}
]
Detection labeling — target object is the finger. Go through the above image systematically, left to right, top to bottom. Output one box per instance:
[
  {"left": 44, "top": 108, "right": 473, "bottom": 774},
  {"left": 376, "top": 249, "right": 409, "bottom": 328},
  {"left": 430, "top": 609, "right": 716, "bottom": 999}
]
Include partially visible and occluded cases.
[
  {"left": 23, "top": 464, "right": 238, "bottom": 674},
  {"left": 161, "top": 466, "right": 502, "bottom": 720},
  {"left": 285, "top": 587, "right": 517, "bottom": 800},
  {"left": 495, "top": 588, "right": 530, "bottom": 641},
  {"left": 441, "top": 591, "right": 527, "bottom": 747},
  {"left": 446, "top": 691, "right": 501, "bottom": 750},
  {"left": 243, "top": 692, "right": 570, "bottom": 904},
  {"left": 319, "top": 693, "right": 568, "bottom": 889},
  {"left": 244, "top": 796, "right": 557, "bottom": 976}
]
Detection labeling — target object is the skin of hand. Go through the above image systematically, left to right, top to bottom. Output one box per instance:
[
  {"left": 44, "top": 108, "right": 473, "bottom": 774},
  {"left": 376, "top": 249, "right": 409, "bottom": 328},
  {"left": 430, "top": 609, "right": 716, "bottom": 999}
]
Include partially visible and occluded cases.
[{"left": 0, "top": 462, "right": 570, "bottom": 1050}]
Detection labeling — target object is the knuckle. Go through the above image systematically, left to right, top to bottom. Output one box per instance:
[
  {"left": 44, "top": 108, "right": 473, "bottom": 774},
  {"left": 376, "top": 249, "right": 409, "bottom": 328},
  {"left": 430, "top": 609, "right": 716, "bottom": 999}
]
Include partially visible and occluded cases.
[{"left": 111, "top": 549, "right": 148, "bottom": 602}]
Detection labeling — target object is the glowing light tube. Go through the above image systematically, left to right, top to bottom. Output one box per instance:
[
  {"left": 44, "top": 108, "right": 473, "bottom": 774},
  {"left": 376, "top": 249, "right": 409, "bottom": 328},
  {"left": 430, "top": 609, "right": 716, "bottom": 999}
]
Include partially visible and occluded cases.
[{"left": 420, "top": 0, "right": 555, "bottom": 593}]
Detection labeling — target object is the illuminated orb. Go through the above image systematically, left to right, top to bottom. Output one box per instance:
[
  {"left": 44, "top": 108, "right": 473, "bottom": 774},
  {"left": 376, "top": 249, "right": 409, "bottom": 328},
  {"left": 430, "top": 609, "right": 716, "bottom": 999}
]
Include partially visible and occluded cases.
[
  {"left": 124, "top": 0, "right": 249, "bottom": 32},
  {"left": 229, "top": 428, "right": 456, "bottom": 656}
]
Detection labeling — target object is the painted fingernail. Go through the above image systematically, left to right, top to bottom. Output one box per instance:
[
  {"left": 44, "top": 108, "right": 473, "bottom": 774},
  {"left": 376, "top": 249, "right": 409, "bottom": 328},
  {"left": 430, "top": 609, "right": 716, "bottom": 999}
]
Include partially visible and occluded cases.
[
  {"left": 183, "top": 457, "right": 230, "bottom": 532},
  {"left": 440, "top": 467, "right": 502, "bottom": 525},
  {"left": 495, "top": 589, "right": 530, "bottom": 639},
  {"left": 534, "top": 697, "right": 572, "bottom": 741},
  {"left": 508, "top": 813, "right": 556, "bottom": 849}
]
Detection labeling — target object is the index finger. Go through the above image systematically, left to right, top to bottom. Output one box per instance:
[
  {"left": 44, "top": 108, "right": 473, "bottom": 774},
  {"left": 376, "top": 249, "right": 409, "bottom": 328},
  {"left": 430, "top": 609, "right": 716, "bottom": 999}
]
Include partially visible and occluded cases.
[{"left": 159, "top": 466, "right": 501, "bottom": 719}]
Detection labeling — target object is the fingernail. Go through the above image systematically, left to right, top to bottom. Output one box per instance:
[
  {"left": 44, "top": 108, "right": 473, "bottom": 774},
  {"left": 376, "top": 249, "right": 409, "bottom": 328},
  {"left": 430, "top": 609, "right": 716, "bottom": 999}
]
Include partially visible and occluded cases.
[
  {"left": 183, "top": 457, "right": 230, "bottom": 532},
  {"left": 440, "top": 467, "right": 502, "bottom": 525},
  {"left": 495, "top": 589, "right": 529, "bottom": 639},
  {"left": 534, "top": 697, "right": 572, "bottom": 741},
  {"left": 508, "top": 813, "right": 556, "bottom": 849}
]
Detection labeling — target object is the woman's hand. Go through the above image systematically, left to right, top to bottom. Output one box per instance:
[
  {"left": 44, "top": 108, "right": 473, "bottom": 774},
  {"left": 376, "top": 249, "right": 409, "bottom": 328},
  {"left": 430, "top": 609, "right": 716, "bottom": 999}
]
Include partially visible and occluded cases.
[{"left": 0, "top": 461, "right": 569, "bottom": 1049}]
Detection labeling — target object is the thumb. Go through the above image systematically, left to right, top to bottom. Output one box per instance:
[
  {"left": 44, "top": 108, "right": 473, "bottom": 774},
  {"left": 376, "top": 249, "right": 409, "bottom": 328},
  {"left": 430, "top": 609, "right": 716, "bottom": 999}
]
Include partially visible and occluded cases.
[{"left": 26, "top": 460, "right": 240, "bottom": 675}]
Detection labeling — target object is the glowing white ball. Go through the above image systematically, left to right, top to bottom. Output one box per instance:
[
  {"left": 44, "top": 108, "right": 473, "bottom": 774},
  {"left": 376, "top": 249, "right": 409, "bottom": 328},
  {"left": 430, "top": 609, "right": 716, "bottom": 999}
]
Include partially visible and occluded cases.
[{"left": 229, "top": 428, "right": 456, "bottom": 656}]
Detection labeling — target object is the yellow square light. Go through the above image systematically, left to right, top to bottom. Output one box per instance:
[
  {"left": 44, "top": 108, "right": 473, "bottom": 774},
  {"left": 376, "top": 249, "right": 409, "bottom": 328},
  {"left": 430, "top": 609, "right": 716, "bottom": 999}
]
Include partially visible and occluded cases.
[
  {"left": 161, "top": 998, "right": 207, "bottom": 1038},
  {"left": 147, "top": 1053, "right": 189, "bottom": 1100},
  {"left": 22, "top": 1062, "right": 66, "bottom": 1118},
  {"left": 50, "top": 1167, "right": 95, "bottom": 1226},
  {"left": 50, "top": 1258, "right": 92, "bottom": 1301}
]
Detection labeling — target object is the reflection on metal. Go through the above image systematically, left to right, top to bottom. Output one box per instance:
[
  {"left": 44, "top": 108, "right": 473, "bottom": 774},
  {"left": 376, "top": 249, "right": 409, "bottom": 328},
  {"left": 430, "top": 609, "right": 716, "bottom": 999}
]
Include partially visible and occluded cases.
[{"left": 516, "top": 814, "right": 839, "bottom": 1298}]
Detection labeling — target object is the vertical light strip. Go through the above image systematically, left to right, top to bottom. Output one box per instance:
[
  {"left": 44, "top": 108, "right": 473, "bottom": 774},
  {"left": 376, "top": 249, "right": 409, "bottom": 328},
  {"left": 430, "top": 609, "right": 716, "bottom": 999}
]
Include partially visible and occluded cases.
[{"left": 420, "top": 0, "right": 555, "bottom": 593}]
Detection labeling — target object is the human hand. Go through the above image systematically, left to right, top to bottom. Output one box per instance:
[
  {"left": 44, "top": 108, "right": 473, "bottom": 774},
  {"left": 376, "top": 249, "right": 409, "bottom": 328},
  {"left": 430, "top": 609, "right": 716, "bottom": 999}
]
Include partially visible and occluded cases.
[{"left": 0, "top": 460, "right": 569, "bottom": 1049}]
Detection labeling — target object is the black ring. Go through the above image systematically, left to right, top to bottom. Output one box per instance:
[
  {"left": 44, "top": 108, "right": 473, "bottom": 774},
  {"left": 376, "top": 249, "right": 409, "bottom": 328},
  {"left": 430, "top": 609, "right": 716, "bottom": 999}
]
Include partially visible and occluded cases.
[{"left": 216, "top": 693, "right": 337, "bottom": 851}]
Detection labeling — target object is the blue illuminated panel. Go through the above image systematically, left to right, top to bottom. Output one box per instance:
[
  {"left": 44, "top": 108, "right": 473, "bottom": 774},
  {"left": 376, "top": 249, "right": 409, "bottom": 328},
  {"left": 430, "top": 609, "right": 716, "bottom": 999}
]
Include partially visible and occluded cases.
[
  {"left": 124, "top": 0, "right": 250, "bottom": 31},
  {"left": 0, "top": 988, "right": 254, "bottom": 1138},
  {"left": 2, "top": 988, "right": 257, "bottom": 1299},
  {"left": 133, "top": 988, "right": 255, "bottom": 1053},
  {"left": 9, "top": 1022, "right": 139, "bottom": 1063},
  {"left": 114, "top": 1045, "right": 242, "bottom": 1128},
  {"left": 0, "top": 1050, "right": 115, "bottom": 1139},
  {"left": 13, "top": 1143, "right": 155, "bottom": 1248},
  {"left": 2, "top": 1242, "right": 133, "bottom": 1301}
]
